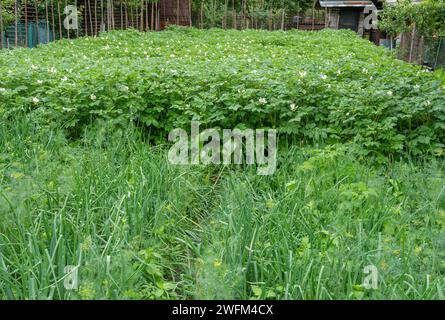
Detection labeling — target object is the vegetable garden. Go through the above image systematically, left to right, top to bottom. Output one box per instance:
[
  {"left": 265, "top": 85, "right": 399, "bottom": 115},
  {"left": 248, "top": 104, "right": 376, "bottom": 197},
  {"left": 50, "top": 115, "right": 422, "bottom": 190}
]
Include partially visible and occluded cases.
[{"left": 0, "top": 27, "right": 445, "bottom": 300}]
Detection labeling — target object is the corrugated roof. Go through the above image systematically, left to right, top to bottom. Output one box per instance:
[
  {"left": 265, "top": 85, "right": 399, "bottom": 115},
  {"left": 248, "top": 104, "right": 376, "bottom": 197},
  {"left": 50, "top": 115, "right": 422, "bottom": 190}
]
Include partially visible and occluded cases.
[{"left": 319, "top": 0, "right": 374, "bottom": 7}]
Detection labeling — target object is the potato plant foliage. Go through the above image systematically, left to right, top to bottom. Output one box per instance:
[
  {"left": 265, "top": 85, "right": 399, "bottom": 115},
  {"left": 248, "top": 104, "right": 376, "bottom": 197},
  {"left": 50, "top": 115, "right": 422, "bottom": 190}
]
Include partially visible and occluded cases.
[
  {"left": 1, "top": 27, "right": 444, "bottom": 155},
  {"left": 1, "top": 28, "right": 445, "bottom": 300}
]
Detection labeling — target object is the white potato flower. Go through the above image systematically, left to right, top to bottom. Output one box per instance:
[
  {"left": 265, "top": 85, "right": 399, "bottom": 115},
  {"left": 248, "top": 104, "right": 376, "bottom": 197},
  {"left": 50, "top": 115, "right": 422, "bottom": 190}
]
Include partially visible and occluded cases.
[{"left": 259, "top": 98, "right": 267, "bottom": 105}]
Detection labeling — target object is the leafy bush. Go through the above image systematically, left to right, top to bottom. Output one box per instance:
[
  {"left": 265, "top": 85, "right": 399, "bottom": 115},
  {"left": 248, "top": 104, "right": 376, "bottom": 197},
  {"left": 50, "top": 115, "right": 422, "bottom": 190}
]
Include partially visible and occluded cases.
[
  {"left": 0, "top": 0, "right": 17, "bottom": 27},
  {"left": 380, "top": 0, "right": 445, "bottom": 38},
  {"left": 1, "top": 28, "right": 444, "bottom": 156}
]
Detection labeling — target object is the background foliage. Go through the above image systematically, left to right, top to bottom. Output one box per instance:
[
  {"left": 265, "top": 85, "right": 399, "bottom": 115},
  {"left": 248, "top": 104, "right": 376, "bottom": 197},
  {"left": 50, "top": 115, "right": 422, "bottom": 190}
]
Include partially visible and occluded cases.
[{"left": 380, "top": 0, "right": 445, "bottom": 37}]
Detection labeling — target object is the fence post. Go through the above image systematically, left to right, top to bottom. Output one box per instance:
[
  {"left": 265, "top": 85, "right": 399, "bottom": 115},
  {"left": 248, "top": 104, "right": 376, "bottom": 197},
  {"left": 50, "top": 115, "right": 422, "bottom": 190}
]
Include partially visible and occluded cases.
[{"left": 15, "top": 0, "right": 18, "bottom": 47}]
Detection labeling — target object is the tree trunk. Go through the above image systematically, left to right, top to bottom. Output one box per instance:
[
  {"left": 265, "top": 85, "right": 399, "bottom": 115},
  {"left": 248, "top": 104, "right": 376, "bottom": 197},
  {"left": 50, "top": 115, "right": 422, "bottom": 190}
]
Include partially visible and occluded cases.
[
  {"left": 0, "top": 0, "right": 3, "bottom": 49},
  {"left": 14, "top": 0, "right": 18, "bottom": 47},
  {"left": 25, "top": 0, "right": 28, "bottom": 47},
  {"left": 46, "top": 0, "right": 50, "bottom": 41},
  {"left": 51, "top": 0, "right": 55, "bottom": 40},
  {"left": 65, "top": 0, "right": 71, "bottom": 39},
  {"left": 75, "top": 0, "right": 79, "bottom": 37},
  {"left": 84, "top": 0, "right": 88, "bottom": 35},
  {"left": 88, "top": 0, "right": 93, "bottom": 35},
  {"left": 95, "top": 0, "right": 98, "bottom": 35},
  {"left": 100, "top": 0, "right": 104, "bottom": 31},
  {"left": 107, "top": 0, "right": 110, "bottom": 31},
  {"left": 112, "top": 0, "right": 115, "bottom": 30},
  {"left": 120, "top": 0, "right": 123, "bottom": 30},
  {"left": 125, "top": 0, "right": 128, "bottom": 29},
  {"left": 140, "top": 0, "right": 144, "bottom": 31},
  {"left": 146, "top": 0, "right": 149, "bottom": 31},
  {"left": 176, "top": 0, "right": 179, "bottom": 25},
  {"left": 189, "top": 0, "right": 192, "bottom": 27},
  {"left": 223, "top": 0, "right": 228, "bottom": 29},
  {"left": 232, "top": 0, "right": 236, "bottom": 29},
  {"left": 242, "top": 0, "right": 246, "bottom": 29},
  {"left": 36, "top": 1, "right": 41, "bottom": 43},
  {"left": 58, "top": 1, "right": 63, "bottom": 39},
  {"left": 151, "top": 1, "right": 154, "bottom": 31},
  {"left": 156, "top": 1, "right": 160, "bottom": 30},
  {"left": 200, "top": 1, "right": 203, "bottom": 29},
  {"left": 130, "top": 2, "right": 134, "bottom": 28},
  {"left": 135, "top": 3, "right": 138, "bottom": 30},
  {"left": 297, "top": 3, "right": 300, "bottom": 29},
  {"left": 312, "top": 4, "right": 315, "bottom": 31},
  {"left": 281, "top": 9, "right": 285, "bottom": 30},
  {"left": 409, "top": 24, "right": 416, "bottom": 63},
  {"left": 434, "top": 38, "right": 442, "bottom": 69}
]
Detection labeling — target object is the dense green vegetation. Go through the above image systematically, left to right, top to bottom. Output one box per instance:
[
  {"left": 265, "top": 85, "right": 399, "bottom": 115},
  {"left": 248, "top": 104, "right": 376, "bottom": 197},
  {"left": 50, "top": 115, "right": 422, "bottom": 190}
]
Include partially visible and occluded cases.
[
  {"left": 1, "top": 28, "right": 444, "bottom": 157},
  {"left": 0, "top": 29, "right": 444, "bottom": 300}
]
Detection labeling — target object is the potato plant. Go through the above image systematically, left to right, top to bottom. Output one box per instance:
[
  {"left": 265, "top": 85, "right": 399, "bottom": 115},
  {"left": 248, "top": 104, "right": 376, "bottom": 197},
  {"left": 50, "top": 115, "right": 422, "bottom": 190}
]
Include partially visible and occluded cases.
[{"left": 1, "top": 27, "right": 444, "bottom": 157}]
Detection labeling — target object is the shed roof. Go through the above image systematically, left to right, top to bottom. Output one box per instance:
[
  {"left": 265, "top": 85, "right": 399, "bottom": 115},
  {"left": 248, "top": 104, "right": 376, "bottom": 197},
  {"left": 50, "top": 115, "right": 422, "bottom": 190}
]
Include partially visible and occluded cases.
[{"left": 318, "top": 0, "right": 374, "bottom": 7}]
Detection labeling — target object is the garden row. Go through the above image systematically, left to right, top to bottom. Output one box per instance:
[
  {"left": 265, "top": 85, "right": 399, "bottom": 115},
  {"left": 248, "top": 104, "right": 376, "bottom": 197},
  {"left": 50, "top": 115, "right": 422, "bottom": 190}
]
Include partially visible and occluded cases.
[{"left": 1, "top": 27, "right": 444, "bottom": 156}]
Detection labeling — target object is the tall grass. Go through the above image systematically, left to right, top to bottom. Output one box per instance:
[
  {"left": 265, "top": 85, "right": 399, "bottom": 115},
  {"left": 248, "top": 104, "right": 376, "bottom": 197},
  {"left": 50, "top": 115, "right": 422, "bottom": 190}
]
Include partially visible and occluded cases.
[
  {"left": 0, "top": 116, "right": 444, "bottom": 299},
  {"left": 0, "top": 116, "right": 214, "bottom": 299},
  {"left": 199, "top": 146, "right": 445, "bottom": 299}
]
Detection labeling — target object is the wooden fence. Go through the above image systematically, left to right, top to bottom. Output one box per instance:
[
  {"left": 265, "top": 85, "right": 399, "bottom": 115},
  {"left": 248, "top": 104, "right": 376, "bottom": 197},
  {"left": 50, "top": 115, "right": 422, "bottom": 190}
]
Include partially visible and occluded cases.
[{"left": 0, "top": 1, "right": 327, "bottom": 49}]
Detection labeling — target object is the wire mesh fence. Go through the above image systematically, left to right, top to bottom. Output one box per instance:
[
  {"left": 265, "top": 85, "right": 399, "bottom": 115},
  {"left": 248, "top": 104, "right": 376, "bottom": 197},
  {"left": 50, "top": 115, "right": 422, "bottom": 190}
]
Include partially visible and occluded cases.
[
  {"left": 398, "top": 31, "right": 445, "bottom": 70},
  {"left": 424, "top": 37, "right": 445, "bottom": 69}
]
